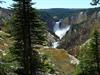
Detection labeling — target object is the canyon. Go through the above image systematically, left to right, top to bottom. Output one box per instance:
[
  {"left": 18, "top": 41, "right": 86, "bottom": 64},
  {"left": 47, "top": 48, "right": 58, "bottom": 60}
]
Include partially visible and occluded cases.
[{"left": 0, "top": 7, "right": 100, "bottom": 75}]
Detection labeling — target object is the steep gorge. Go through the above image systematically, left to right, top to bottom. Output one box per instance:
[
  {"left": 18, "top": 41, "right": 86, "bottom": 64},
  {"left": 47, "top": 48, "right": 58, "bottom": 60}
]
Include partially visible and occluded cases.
[
  {"left": 44, "top": 8, "right": 100, "bottom": 57},
  {"left": 58, "top": 8, "right": 100, "bottom": 52}
]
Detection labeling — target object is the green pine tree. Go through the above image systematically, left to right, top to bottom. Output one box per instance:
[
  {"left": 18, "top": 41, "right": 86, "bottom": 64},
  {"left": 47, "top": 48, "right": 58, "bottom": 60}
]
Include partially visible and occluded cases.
[
  {"left": 10, "top": 0, "right": 47, "bottom": 75},
  {"left": 74, "top": 29, "right": 100, "bottom": 75}
]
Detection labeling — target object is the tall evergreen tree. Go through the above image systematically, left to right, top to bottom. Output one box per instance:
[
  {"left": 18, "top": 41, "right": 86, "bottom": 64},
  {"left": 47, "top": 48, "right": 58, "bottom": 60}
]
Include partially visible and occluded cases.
[
  {"left": 10, "top": 0, "right": 47, "bottom": 75},
  {"left": 74, "top": 29, "right": 100, "bottom": 75}
]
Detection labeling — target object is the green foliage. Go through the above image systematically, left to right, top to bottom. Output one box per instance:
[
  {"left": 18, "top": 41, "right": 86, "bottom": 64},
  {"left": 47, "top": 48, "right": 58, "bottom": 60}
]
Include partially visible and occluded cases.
[
  {"left": 9, "top": 0, "right": 48, "bottom": 75},
  {"left": 90, "top": 0, "right": 100, "bottom": 5},
  {"left": 1, "top": 18, "right": 11, "bottom": 33},
  {"left": 74, "top": 29, "right": 100, "bottom": 75},
  {"left": 0, "top": 30, "right": 54, "bottom": 75},
  {"left": 0, "top": 47, "right": 19, "bottom": 75},
  {"left": 31, "top": 53, "right": 56, "bottom": 74},
  {"left": 39, "top": 54, "right": 56, "bottom": 74}
]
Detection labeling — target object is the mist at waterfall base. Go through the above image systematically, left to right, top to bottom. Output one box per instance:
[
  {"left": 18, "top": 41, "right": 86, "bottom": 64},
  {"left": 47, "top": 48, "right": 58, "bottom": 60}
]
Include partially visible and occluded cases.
[{"left": 52, "top": 21, "right": 71, "bottom": 48}]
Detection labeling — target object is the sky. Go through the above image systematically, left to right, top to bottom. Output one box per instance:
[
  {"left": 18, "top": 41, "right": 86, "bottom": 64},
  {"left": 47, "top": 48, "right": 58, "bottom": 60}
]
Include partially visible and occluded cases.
[{"left": 0, "top": 0, "right": 99, "bottom": 9}]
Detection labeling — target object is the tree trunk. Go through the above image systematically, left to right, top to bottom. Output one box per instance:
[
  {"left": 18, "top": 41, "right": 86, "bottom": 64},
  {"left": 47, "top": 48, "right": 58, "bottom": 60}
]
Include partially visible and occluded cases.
[{"left": 22, "top": 0, "right": 33, "bottom": 75}]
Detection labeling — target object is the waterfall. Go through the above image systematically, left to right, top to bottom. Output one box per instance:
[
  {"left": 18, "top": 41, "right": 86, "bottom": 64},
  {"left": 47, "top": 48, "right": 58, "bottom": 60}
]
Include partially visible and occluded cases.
[
  {"left": 52, "top": 20, "right": 71, "bottom": 48},
  {"left": 54, "top": 21, "right": 70, "bottom": 39},
  {"left": 52, "top": 42, "right": 59, "bottom": 48}
]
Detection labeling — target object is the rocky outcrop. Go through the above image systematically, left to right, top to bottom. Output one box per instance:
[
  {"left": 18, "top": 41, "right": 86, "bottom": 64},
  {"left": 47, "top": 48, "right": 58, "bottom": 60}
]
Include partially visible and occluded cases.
[
  {"left": 58, "top": 8, "right": 100, "bottom": 56},
  {"left": 60, "top": 11, "right": 87, "bottom": 27},
  {"left": 47, "top": 30, "right": 59, "bottom": 47},
  {"left": 38, "top": 48, "right": 77, "bottom": 75}
]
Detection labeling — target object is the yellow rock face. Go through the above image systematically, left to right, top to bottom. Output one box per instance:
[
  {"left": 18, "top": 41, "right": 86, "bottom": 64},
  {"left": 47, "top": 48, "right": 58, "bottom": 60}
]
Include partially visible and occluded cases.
[{"left": 38, "top": 48, "right": 75, "bottom": 75}]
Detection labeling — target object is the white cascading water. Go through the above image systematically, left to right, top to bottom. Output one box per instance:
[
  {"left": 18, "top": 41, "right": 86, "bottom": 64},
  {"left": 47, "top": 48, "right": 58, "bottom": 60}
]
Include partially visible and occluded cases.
[
  {"left": 52, "top": 20, "right": 71, "bottom": 48},
  {"left": 51, "top": 21, "right": 79, "bottom": 64},
  {"left": 54, "top": 22, "right": 70, "bottom": 39},
  {"left": 52, "top": 42, "right": 59, "bottom": 48}
]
